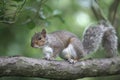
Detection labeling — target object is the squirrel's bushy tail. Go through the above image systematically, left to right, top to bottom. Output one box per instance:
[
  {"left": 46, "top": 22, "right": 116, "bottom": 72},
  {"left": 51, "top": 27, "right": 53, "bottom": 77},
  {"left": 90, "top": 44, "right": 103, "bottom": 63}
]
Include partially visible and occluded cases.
[
  {"left": 82, "top": 21, "right": 118, "bottom": 57},
  {"left": 102, "top": 23, "right": 118, "bottom": 57}
]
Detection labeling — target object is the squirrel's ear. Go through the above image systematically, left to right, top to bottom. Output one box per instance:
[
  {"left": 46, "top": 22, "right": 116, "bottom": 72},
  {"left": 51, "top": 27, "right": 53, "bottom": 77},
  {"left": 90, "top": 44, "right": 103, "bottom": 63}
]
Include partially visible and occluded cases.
[{"left": 41, "top": 29, "right": 46, "bottom": 37}]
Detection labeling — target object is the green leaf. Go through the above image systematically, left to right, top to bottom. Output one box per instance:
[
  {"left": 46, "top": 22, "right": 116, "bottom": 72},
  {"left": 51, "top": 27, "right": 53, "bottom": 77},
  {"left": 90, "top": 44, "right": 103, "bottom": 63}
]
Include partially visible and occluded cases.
[
  {"left": 53, "top": 10, "right": 62, "bottom": 16},
  {"left": 57, "top": 15, "right": 65, "bottom": 23},
  {"left": 25, "top": 19, "right": 36, "bottom": 29},
  {"left": 27, "top": 20, "right": 35, "bottom": 29}
]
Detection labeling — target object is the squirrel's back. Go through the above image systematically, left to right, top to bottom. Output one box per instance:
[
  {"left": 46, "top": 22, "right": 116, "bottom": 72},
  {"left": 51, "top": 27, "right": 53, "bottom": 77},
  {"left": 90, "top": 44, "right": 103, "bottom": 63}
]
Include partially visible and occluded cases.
[{"left": 47, "top": 30, "right": 80, "bottom": 48}]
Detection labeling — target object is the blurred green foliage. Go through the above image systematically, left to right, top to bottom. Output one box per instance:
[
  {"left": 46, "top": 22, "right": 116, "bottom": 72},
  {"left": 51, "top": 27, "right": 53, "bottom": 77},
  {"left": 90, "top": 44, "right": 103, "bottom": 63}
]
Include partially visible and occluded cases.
[{"left": 0, "top": 0, "right": 120, "bottom": 80}]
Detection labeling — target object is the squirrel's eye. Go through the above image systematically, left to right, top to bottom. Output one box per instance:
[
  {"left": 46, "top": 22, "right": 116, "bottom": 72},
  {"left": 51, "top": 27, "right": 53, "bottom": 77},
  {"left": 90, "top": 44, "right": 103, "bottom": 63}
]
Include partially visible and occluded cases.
[{"left": 38, "top": 37, "right": 41, "bottom": 40}]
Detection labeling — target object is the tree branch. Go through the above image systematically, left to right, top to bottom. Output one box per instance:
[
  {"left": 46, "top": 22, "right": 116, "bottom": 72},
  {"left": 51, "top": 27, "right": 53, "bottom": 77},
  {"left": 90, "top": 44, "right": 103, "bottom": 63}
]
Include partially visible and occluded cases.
[{"left": 0, "top": 56, "right": 120, "bottom": 79}]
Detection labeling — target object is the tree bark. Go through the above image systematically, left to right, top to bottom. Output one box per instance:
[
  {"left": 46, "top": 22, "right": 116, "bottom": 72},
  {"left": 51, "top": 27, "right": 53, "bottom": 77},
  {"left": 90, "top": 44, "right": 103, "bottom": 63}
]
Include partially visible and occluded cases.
[{"left": 0, "top": 56, "right": 120, "bottom": 79}]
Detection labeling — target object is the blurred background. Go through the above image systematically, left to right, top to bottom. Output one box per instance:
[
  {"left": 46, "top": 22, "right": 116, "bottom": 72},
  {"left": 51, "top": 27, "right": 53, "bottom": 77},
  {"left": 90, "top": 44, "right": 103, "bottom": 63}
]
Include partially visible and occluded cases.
[{"left": 0, "top": 0, "right": 120, "bottom": 80}]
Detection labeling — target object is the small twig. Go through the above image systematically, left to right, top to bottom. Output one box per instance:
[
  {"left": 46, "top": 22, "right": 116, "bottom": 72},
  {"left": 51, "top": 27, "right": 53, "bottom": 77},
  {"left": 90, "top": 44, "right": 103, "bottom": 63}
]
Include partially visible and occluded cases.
[
  {"left": 90, "top": 0, "right": 117, "bottom": 29},
  {"left": 91, "top": 0, "right": 107, "bottom": 21},
  {"left": 108, "top": 0, "right": 120, "bottom": 26}
]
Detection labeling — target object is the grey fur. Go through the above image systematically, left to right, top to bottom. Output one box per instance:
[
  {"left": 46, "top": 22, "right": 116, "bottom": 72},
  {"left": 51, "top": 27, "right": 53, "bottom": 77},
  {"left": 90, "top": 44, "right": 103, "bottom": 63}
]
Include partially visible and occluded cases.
[
  {"left": 82, "top": 22, "right": 118, "bottom": 57},
  {"left": 82, "top": 24, "right": 105, "bottom": 54},
  {"left": 102, "top": 24, "right": 118, "bottom": 57}
]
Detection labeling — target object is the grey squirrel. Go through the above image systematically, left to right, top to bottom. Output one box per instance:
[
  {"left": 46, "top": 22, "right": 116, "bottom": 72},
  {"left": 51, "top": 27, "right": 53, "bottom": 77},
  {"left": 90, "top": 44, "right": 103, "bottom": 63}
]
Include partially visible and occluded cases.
[{"left": 31, "top": 21, "right": 118, "bottom": 63}]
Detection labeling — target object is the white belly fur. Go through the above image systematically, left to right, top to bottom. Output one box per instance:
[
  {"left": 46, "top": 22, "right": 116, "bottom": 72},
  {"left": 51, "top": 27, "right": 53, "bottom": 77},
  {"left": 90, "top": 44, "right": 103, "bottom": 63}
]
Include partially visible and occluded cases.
[{"left": 43, "top": 46, "right": 53, "bottom": 59}]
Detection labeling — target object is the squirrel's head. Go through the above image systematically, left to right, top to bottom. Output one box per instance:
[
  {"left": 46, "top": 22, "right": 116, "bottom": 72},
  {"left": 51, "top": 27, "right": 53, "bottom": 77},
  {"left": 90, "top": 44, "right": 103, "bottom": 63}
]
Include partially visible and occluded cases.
[{"left": 31, "top": 29, "right": 47, "bottom": 48}]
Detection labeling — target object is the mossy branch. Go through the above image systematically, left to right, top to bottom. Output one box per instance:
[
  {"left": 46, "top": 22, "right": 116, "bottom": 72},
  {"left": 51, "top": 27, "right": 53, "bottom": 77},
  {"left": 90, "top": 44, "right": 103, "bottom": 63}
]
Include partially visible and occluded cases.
[{"left": 0, "top": 56, "right": 120, "bottom": 79}]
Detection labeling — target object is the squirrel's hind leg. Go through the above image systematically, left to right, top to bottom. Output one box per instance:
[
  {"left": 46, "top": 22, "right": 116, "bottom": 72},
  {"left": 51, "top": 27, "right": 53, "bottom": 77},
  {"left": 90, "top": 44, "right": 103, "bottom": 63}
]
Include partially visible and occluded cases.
[{"left": 60, "top": 42, "right": 78, "bottom": 64}]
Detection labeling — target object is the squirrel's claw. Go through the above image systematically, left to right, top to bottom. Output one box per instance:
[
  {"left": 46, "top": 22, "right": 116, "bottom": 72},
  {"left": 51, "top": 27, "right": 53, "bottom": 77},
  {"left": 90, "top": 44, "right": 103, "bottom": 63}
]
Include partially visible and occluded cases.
[
  {"left": 43, "top": 57, "right": 55, "bottom": 61},
  {"left": 68, "top": 59, "right": 77, "bottom": 64}
]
